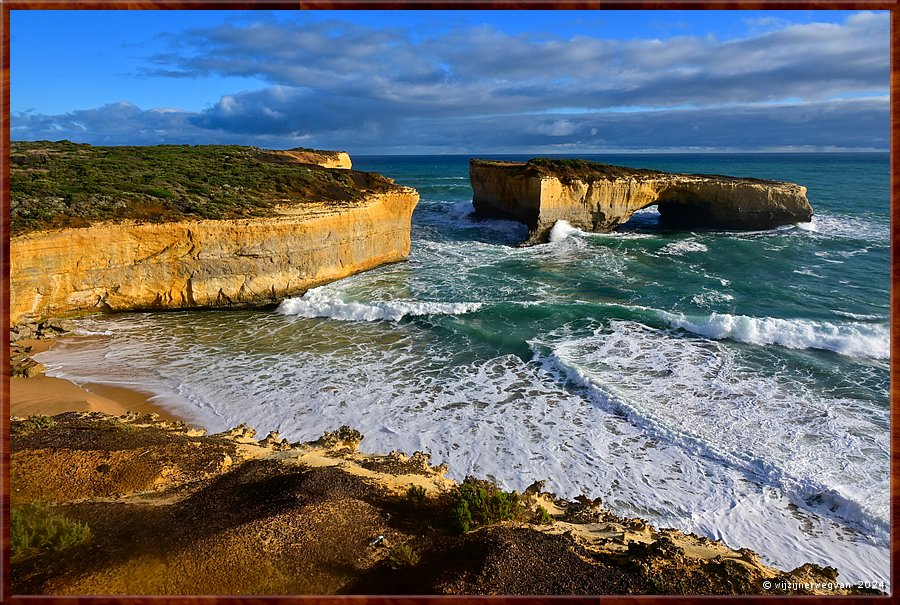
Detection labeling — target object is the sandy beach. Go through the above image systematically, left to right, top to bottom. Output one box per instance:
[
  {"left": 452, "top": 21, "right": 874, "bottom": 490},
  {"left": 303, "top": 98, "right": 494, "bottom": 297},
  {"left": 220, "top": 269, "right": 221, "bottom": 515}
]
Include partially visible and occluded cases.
[{"left": 10, "top": 338, "right": 187, "bottom": 423}]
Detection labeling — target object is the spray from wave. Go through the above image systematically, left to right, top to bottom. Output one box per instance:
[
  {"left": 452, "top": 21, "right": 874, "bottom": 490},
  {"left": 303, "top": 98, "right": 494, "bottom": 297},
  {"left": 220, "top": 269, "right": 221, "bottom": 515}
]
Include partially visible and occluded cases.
[{"left": 548, "top": 220, "right": 584, "bottom": 243}]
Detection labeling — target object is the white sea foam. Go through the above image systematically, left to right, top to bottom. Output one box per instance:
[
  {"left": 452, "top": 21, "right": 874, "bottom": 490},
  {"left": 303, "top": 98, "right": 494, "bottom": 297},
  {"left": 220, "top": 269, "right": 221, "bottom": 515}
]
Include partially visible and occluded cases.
[
  {"left": 794, "top": 213, "right": 888, "bottom": 243},
  {"left": 548, "top": 220, "right": 584, "bottom": 243},
  {"left": 659, "top": 239, "right": 708, "bottom": 256},
  {"left": 793, "top": 268, "right": 824, "bottom": 278},
  {"left": 277, "top": 287, "right": 482, "bottom": 322},
  {"left": 691, "top": 290, "right": 734, "bottom": 307},
  {"left": 832, "top": 310, "right": 885, "bottom": 322},
  {"left": 657, "top": 311, "right": 889, "bottom": 359},
  {"left": 35, "top": 313, "right": 890, "bottom": 586},
  {"left": 532, "top": 320, "right": 889, "bottom": 540}
]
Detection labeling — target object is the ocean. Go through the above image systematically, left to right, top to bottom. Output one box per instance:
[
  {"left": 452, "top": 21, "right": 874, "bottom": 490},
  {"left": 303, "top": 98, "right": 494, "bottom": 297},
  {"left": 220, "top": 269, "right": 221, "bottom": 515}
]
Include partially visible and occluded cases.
[{"left": 36, "top": 153, "right": 890, "bottom": 587}]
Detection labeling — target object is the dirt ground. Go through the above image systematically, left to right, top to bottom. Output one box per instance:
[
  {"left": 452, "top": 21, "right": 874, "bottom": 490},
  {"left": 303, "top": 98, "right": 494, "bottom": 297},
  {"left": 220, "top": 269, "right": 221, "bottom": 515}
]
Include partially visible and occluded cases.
[{"left": 9, "top": 413, "right": 878, "bottom": 596}]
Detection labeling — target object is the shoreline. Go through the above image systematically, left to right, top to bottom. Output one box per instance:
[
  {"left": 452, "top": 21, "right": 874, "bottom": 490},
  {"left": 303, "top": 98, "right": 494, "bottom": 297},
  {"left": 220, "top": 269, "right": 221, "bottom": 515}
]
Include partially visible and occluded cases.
[
  {"left": 10, "top": 337, "right": 190, "bottom": 425},
  {"left": 10, "top": 411, "right": 872, "bottom": 595}
]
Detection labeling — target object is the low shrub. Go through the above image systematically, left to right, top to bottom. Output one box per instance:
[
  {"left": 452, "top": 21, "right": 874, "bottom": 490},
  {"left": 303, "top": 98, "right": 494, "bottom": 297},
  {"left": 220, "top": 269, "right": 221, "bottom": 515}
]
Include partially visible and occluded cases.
[
  {"left": 11, "top": 415, "right": 56, "bottom": 435},
  {"left": 448, "top": 477, "right": 525, "bottom": 533},
  {"left": 404, "top": 485, "right": 427, "bottom": 510},
  {"left": 10, "top": 502, "right": 91, "bottom": 562},
  {"left": 532, "top": 505, "right": 553, "bottom": 525},
  {"left": 386, "top": 543, "right": 420, "bottom": 569}
]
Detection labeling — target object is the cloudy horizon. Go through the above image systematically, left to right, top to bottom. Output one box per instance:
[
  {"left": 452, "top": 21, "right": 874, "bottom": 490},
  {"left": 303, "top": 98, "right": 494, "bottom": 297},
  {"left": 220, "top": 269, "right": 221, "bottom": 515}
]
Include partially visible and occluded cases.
[{"left": 11, "top": 10, "right": 890, "bottom": 154}]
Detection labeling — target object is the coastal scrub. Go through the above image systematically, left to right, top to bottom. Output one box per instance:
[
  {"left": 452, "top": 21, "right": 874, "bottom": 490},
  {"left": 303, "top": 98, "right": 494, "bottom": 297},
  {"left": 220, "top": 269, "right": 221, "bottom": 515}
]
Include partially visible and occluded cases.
[
  {"left": 9, "top": 141, "right": 394, "bottom": 235},
  {"left": 10, "top": 502, "right": 91, "bottom": 562}
]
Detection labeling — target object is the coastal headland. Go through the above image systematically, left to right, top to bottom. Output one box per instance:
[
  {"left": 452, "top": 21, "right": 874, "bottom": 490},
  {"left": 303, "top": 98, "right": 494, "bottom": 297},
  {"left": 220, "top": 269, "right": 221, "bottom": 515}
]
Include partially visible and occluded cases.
[
  {"left": 9, "top": 142, "right": 418, "bottom": 325},
  {"left": 470, "top": 158, "right": 813, "bottom": 244},
  {"left": 9, "top": 409, "right": 868, "bottom": 595}
]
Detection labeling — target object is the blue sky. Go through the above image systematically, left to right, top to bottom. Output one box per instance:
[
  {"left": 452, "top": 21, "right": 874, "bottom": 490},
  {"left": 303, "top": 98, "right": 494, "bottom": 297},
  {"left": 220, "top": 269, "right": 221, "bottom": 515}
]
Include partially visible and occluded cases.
[{"left": 11, "top": 9, "right": 889, "bottom": 153}]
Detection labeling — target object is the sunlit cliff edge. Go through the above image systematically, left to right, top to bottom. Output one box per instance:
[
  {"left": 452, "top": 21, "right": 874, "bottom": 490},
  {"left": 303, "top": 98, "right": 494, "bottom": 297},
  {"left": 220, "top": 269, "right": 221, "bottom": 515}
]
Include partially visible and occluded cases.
[
  {"left": 9, "top": 142, "right": 418, "bottom": 325},
  {"left": 470, "top": 158, "right": 812, "bottom": 245}
]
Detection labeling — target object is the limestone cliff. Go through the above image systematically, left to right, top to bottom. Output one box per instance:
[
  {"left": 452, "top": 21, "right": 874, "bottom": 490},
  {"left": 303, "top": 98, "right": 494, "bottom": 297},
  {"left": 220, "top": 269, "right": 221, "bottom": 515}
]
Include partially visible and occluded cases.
[
  {"left": 9, "top": 142, "right": 419, "bottom": 325},
  {"left": 271, "top": 148, "right": 352, "bottom": 169},
  {"left": 470, "top": 158, "right": 812, "bottom": 244},
  {"left": 10, "top": 189, "right": 418, "bottom": 325}
]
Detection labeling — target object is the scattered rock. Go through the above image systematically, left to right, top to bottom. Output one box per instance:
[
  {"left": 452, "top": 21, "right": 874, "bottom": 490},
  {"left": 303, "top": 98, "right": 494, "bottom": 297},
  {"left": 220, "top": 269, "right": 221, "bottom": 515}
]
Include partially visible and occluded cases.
[
  {"left": 44, "top": 318, "right": 76, "bottom": 333},
  {"left": 10, "top": 344, "right": 45, "bottom": 378},
  {"left": 218, "top": 423, "right": 257, "bottom": 441},
  {"left": 317, "top": 425, "right": 364, "bottom": 450},
  {"left": 260, "top": 431, "right": 291, "bottom": 451},
  {"left": 524, "top": 480, "right": 546, "bottom": 495}
]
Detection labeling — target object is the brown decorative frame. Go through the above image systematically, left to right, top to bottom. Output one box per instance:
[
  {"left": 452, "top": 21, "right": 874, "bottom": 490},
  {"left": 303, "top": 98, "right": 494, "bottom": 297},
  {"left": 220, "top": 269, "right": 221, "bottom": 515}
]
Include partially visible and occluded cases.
[{"left": 0, "top": 2, "right": 895, "bottom": 604}]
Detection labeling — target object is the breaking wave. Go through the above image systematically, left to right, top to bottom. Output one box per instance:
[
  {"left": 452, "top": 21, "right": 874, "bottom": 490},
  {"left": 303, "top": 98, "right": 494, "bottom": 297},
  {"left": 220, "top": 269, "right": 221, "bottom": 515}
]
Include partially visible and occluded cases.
[
  {"left": 277, "top": 288, "right": 482, "bottom": 322},
  {"left": 657, "top": 311, "right": 889, "bottom": 359}
]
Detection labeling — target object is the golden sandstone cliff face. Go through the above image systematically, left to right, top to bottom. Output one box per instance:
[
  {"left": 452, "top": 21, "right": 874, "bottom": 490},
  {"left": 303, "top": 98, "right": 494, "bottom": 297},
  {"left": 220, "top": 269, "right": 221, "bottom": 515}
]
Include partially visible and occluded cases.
[
  {"left": 271, "top": 149, "right": 353, "bottom": 169},
  {"left": 470, "top": 159, "right": 812, "bottom": 244},
  {"left": 10, "top": 189, "right": 418, "bottom": 325}
]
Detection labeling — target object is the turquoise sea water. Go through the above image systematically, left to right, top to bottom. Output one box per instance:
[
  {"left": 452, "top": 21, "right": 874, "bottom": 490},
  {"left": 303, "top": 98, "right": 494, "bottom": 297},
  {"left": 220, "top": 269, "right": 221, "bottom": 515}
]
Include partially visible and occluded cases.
[{"left": 38, "top": 153, "right": 890, "bottom": 587}]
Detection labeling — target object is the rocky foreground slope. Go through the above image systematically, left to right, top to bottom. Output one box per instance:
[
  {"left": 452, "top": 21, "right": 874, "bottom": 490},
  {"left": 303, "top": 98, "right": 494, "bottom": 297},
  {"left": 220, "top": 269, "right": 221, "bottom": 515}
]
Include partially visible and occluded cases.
[
  {"left": 9, "top": 142, "right": 418, "bottom": 325},
  {"left": 470, "top": 158, "right": 812, "bottom": 244},
  {"left": 9, "top": 413, "right": 872, "bottom": 596}
]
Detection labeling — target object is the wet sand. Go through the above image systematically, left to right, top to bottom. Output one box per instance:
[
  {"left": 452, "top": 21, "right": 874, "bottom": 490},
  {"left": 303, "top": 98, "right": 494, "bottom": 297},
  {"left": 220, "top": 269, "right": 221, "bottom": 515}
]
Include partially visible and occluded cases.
[{"left": 10, "top": 338, "right": 188, "bottom": 424}]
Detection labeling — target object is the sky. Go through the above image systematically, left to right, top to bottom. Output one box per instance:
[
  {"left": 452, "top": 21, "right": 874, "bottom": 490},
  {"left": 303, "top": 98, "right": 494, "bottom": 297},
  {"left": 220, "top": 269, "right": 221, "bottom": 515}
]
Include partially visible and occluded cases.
[{"left": 10, "top": 9, "right": 890, "bottom": 154}]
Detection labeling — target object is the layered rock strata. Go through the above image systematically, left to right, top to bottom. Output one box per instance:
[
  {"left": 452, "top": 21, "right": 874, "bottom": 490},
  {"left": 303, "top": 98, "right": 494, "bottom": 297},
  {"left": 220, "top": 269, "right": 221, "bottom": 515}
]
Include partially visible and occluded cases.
[
  {"left": 271, "top": 148, "right": 352, "bottom": 169},
  {"left": 470, "top": 158, "right": 812, "bottom": 244},
  {"left": 11, "top": 190, "right": 418, "bottom": 325}
]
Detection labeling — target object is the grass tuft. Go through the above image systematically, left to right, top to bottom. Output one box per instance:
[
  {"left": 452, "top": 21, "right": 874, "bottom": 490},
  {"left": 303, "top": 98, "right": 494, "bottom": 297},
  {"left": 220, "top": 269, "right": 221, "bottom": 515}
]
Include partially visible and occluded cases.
[{"left": 386, "top": 543, "right": 420, "bottom": 569}]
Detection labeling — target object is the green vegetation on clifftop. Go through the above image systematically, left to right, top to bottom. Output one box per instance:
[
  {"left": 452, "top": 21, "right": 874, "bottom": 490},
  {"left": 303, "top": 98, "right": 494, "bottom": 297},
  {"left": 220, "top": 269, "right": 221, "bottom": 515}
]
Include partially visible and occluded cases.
[
  {"left": 10, "top": 141, "right": 394, "bottom": 235},
  {"left": 522, "top": 157, "right": 661, "bottom": 181}
]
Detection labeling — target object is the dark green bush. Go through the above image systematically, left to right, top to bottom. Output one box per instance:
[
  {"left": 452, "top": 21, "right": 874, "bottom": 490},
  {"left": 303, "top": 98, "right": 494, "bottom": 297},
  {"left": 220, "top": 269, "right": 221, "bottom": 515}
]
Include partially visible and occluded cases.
[
  {"left": 448, "top": 478, "right": 525, "bottom": 533},
  {"left": 405, "top": 485, "right": 427, "bottom": 510},
  {"left": 10, "top": 502, "right": 91, "bottom": 562},
  {"left": 532, "top": 505, "right": 553, "bottom": 525},
  {"left": 386, "top": 543, "right": 420, "bottom": 569}
]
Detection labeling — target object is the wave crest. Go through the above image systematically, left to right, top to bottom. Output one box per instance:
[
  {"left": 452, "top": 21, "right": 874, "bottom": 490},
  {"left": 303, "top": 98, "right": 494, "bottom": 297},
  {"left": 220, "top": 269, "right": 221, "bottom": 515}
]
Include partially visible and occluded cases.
[
  {"left": 277, "top": 288, "right": 482, "bottom": 322},
  {"left": 658, "top": 311, "right": 888, "bottom": 359}
]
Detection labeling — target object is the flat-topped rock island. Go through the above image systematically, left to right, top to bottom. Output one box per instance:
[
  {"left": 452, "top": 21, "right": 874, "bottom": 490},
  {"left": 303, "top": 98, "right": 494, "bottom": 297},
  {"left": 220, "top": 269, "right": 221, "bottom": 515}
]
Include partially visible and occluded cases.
[{"left": 470, "top": 158, "right": 812, "bottom": 245}]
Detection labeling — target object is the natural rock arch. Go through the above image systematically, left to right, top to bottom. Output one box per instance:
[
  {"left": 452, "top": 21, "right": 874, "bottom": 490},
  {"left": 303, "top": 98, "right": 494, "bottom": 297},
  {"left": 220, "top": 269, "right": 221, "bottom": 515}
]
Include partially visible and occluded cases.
[{"left": 470, "top": 158, "right": 812, "bottom": 244}]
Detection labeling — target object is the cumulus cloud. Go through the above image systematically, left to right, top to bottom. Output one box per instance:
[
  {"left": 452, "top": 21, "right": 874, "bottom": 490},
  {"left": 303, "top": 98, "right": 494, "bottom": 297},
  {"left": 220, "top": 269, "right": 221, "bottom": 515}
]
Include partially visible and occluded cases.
[
  {"left": 11, "top": 11, "right": 889, "bottom": 152},
  {"left": 145, "top": 11, "right": 888, "bottom": 111}
]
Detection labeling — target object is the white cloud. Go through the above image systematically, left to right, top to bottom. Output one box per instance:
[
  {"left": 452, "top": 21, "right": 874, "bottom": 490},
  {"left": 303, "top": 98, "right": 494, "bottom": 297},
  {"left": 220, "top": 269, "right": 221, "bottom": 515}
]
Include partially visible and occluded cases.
[{"left": 11, "top": 12, "right": 889, "bottom": 153}]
